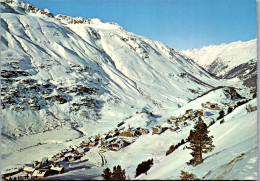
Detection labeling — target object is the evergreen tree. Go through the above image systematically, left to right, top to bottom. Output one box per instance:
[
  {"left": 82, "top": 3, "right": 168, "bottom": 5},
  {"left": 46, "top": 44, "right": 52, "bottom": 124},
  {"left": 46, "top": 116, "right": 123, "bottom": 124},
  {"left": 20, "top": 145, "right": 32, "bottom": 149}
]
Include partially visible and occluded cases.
[
  {"left": 227, "top": 106, "right": 233, "bottom": 114},
  {"left": 217, "top": 110, "right": 225, "bottom": 120},
  {"left": 187, "top": 117, "right": 214, "bottom": 165},
  {"left": 135, "top": 158, "right": 154, "bottom": 177},
  {"left": 112, "top": 165, "right": 126, "bottom": 180},
  {"left": 102, "top": 167, "right": 112, "bottom": 180},
  {"left": 180, "top": 170, "right": 199, "bottom": 180}
]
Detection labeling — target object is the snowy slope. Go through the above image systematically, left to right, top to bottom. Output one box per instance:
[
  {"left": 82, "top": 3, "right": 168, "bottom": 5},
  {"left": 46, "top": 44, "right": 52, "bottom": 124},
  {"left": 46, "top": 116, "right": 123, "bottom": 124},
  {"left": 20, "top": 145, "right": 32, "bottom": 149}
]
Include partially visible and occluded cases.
[
  {"left": 1, "top": 0, "right": 223, "bottom": 140},
  {"left": 1, "top": 1, "right": 257, "bottom": 180},
  {"left": 181, "top": 39, "right": 257, "bottom": 80},
  {"left": 138, "top": 98, "right": 257, "bottom": 180}
]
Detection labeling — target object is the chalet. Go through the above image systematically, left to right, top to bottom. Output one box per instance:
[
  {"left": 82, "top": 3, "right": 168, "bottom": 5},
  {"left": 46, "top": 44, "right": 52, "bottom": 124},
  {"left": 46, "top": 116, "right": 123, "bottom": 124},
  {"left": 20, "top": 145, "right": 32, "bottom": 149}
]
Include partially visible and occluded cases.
[
  {"left": 206, "top": 102, "right": 211, "bottom": 107},
  {"left": 228, "top": 102, "right": 236, "bottom": 109},
  {"left": 246, "top": 104, "right": 257, "bottom": 113},
  {"left": 185, "top": 109, "right": 193, "bottom": 115},
  {"left": 197, "top": 110, "right": 203, "bottom": 117},
  {"left": 170, "top": 116, "right": 176, "bottom": 120},
  {"left": 178, "top": 117, "right": 185, "bottom": 122},
  {"left": 152, "top": 126, "right": 162, "bottom": 135},
  {"left": 168, "top": 126, "right": 175, "bottom": 132},
  {"left": 138, "top": 128, "right": 149, "bottom": 135},
  {"left": 119, "top": 130, "right": 135, "bottom": 137},
  {"left": 95, "top": 134, "right": 100, "bottom": 141},
  {"left": 100, "top": 135, "right": 106, "bottom": 141},
  {"left": 89, "top": 136, "right": 95, "bottom": 142},
  {"left": 110, "top": 140, "right": 126, "bottom": 151},
  {"left": 80, "top": 141, "right": 89, "bottom": 147},
  {"left": 88, "top": 141, "right": 95, "bottom": 147},
  {"left": 110, "top": 143, "right": 121, "bottom": 151},
  {"left": 75, "top": 148, "right": 85, "bottom": 154},
  {"left": 60, "top": 149, "right": 70, "bottom": 156},
  {"left": 64, "top": 152, "right": 73, "bottom": 160},
  {"left": 73, "top": 154, "right": 82, "bottom": 161},
  {"left": 38, "top": 157, "right": 49, "bottom": 168},
  {"left": 41, "top": 157, "right": 48, "bottom": 165},
  {"left": 50, "top": 165, "right": 64, "bottom": 174},
  {"left": 1, "top": 167, "right": 23, "bottom": 180},
  {"left": 23, "top": 167, "right": 35, "bottom": 174},
  {"left": 32, "top": 169, "right": 50, "bottom": 179}
]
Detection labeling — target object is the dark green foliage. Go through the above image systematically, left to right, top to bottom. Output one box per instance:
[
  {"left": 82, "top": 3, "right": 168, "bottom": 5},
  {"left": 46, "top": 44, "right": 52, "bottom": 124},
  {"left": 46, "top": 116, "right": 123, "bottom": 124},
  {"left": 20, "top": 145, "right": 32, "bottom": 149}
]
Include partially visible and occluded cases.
[
  {"left": 235, "top": 100, "right": 249, "bottom": 108},
  {"left": 227, "top": 107, "right": 233, "bottom": 114},
  {"left": 217, "top": 110, "right": 225, "bottom": 120},
  {"left": 187, "top": 117, "right": 214, "bottom": 166},
  {"left": 208, "top": 119, "right": 215, "bottom": 127},
  {"left": 166, "top": 139, "right": 186, "bottom": 156},
  {"left": 166, "top": 145, "right": 175, "bottom": 156},
  {"left": 135, "top": 158, "right": 154, "bottom": 178},
  {"left": 102, "top": 165, "right": 126, "bottom": 180},
  {"left": 112, "top": 165, "right": 126, "bottom": 180},
  {"left": 102, "top": 168, "right": 112, "bottom": 180},
  {"left": 180, "top": 170, "right": 199, "bottom": 180}
]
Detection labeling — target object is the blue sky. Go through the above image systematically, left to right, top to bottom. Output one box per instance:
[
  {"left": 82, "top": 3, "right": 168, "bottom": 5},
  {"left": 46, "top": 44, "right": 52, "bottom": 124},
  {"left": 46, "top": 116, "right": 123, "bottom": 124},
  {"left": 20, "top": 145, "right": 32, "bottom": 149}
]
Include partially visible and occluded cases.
[{"left": 24, "top": 0, "right": 256, "bottom": 50}]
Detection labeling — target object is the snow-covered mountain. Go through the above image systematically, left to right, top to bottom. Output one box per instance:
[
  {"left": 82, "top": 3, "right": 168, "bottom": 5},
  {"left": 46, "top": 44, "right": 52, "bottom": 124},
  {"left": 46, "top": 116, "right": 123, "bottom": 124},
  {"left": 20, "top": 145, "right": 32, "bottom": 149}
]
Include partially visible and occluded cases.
[
  {"left": 1, "top": 0, "right": 257, "bottom": 180},
  {"left": 1, "top": 0, "right": 223, "bottom": 139},
  {"left": 181, "top": 39, "right": 257, "bottom": 88}
]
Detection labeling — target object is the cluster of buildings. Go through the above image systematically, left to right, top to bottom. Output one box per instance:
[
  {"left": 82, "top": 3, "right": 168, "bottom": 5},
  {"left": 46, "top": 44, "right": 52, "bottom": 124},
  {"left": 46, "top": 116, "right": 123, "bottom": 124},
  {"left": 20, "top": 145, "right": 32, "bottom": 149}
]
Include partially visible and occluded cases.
[
  {"left": 201, "top": 102, "right": 221, "bottom": 110},
  {"left": 78, "top": 127, "right": 150, "bottom": 152},
  {"left": 2, "top": 157, "right": 64, "bottom": 180}
]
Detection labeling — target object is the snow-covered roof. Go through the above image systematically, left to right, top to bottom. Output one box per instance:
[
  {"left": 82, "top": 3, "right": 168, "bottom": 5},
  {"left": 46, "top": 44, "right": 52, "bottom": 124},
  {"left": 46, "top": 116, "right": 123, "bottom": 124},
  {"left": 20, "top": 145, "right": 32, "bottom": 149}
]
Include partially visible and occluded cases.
[
  {"left": 76, "top": 148, "right": 84, "bottom": 153},
  {"left": 50, "top": 165, "right": 64, "bottom": 172},
  {"left": 1, "top": 167, "right": 22, "bottom": 175},
  {"left": 23, "top": 167, "right": 35, "bottom": 172},
  {"left": 32, "top": 169, "right": 48, "bottom": 177}
]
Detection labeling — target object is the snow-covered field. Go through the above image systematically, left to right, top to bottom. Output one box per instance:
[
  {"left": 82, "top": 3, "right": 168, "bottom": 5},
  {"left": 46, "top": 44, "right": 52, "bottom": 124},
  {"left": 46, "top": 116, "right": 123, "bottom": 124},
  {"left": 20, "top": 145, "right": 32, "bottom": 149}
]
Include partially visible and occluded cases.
[{"left": 1, "top": 0, "right": 258, "bottom": 180}]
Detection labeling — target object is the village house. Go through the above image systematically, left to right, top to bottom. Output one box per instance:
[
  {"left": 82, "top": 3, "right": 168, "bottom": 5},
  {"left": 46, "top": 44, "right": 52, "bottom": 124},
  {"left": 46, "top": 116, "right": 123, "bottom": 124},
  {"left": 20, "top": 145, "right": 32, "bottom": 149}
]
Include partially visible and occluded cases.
[
  {"left": 228, "top": 102, "right": 236, "bottom": 109},
  {"left": 246, "top": 104, "right": 257, "bottom": 113},
  {"left": 196, "top": 110, "right": 203, "bottom": 117},
  {"left": 178, "top": 116, "right": 185, "bottom": 122},
  {"left": 152, "top": 126, "right": 162, "bottom": 135},
  {"left": 137, "top": 128, "right": 149, "bottom": 135},
  {"left": 119, "top": 130, "right": 135, "bottom": 137},
  {"left": 95, "top": 134, "right": 100, "bottom": 141},
  {"left": 80, "top": 140, "right": 89, "bottom": 147},
  {"left": 110, "top": 140, "right": 128, "bottom": 151},
  {"left": 88, "top": 141, "right": 95, "bottom": 147},
  {"left": 75, "top": 147, "right": 85, "bottom": 155},
  {"left": 40, "top": 157, "right": 49, "bottom": 167},
  {"left": 50, "top": 165, "right": 64, "bottom": 174},
  {"left": 1, "top": 167, "right": 23, "bottom": 180},
  {"left": 23, "top": 167, "right": 35, "bottom": 174},
  {"left": 32, "top": 169, "right": 50, "bottom": 179}
]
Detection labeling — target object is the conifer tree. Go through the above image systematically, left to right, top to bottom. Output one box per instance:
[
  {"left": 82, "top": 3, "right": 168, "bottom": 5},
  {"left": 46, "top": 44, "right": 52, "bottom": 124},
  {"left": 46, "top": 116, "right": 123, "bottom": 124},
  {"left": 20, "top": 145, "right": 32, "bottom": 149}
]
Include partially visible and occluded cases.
[
  {"left": 187, "top": 117, "right": 214, "bottom": 165},
  {"left": 112, "top": 165, "right": 126, "bottom": 180},
  {"left": 101, "top": 167, "right": 112, "bottom": 180},
  {"left": 180, "top": 170, "right": 199, "bottom": 180}
]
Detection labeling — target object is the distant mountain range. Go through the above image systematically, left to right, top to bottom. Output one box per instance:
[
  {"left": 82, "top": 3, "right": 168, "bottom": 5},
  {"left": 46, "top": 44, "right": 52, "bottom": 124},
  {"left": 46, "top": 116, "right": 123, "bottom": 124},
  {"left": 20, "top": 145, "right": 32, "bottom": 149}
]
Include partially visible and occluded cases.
[
  {"left": 1, "top": 1, "right": 257, "bottom": 180},
  {"left": 181, "top": 39, "right": 257, "bottom": 88}
]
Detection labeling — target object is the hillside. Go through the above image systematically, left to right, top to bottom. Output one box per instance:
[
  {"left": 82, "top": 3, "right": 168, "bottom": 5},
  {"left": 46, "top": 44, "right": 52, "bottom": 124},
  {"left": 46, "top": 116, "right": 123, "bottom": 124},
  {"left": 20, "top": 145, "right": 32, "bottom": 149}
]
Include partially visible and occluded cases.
[
  {"left": 0, "top": 0, "right": 257, "bottom": 180},
  {"left": 1, "top": 0, "right": 223, "bottom": 139}
]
